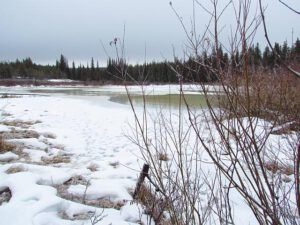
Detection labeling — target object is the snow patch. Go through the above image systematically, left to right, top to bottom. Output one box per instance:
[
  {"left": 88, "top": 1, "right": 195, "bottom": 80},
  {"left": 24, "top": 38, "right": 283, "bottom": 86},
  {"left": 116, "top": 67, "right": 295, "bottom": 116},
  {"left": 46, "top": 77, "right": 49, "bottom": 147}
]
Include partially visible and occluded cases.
[{"left": 0, "top": 152, "right": 19, "bottom": 162}]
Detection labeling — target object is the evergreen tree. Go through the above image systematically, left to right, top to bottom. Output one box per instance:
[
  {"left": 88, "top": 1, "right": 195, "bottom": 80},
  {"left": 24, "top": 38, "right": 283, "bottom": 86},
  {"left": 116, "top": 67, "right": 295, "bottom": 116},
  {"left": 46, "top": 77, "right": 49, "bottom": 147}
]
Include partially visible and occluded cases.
[
  {"left": 293, "top": 38, "right": 300, "bottom": 61},
  {"left": 281, "top": 41, "right": 289, "bottom": 61},
  {"left": 254, "top": 43, "right": 262, "bottom": 66},
  {"left": 263, "top": 46, "right": 274, "bottom": 67},
  {"left": 58, "top": 54, "right": 69, "bottom": 78},
  {"left": 59, "top": 55, "right": 68, "bottom": 72},
  {"left": 91, "top": 58, "right": 95, "bottom": 80},
  {"left": 71, "top": 61, "right": 76, "bottom": 80}
]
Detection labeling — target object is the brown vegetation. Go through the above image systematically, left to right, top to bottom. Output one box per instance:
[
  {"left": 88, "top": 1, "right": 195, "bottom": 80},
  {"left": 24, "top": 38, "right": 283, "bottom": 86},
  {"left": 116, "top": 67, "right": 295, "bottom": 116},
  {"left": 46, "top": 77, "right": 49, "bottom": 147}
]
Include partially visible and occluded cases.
[
  {"left": 218, "top": 71, "right": 300, "bottom": 131},
  {"left": 1, "top": 120, "right": 42, "bottom": 129},
  {"left": 0, "top": 135, "right": 15, "bottom": 153},
  {"left": 41, "top": 155, "right": 71, "bottom": 164},
  {"left": 5, "top": 165, "right": 26, "bottom": 174},
  {"left": 56, "top": 175, "right": 125, "bottom": 210},
  {"left": 134, "top": 184, "right": 169, "bottom": 224}
]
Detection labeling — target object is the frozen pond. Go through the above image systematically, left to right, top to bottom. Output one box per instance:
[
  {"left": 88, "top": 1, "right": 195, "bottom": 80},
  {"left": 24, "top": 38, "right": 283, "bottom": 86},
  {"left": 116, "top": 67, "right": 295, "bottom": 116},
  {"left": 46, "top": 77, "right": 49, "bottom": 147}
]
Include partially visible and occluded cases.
[{"left": 0, "top": 85, "right": 216, "bottom": 108}]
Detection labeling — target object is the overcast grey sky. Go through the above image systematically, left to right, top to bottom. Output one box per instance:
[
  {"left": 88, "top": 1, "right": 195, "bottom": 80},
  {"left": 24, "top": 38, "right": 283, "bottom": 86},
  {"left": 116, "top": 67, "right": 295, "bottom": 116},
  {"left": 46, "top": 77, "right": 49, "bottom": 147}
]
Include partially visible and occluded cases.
[{"left": 0, "top": 0, "right": 299, "bottom": 65}]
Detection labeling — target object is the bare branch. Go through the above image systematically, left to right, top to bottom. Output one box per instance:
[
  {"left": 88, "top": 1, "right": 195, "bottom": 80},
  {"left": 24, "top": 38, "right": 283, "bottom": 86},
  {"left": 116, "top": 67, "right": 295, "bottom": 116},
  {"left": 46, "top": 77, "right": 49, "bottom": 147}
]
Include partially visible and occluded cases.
[{"left": 278, "top": 0, "right": 300, "bottom": 14}]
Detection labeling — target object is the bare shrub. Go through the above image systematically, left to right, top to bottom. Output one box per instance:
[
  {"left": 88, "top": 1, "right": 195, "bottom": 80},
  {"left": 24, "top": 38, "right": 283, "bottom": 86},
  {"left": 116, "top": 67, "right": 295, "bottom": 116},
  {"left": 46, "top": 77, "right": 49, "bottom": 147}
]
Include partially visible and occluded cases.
[
  {"left": 105, "top": 0, "right": 300, "bottom": 223},
  {"left": 120, "top": 0, "right": 300, "bottom": 224},
  {"left": 220, "top": 71, "right": 300, "bottom": 128},
  {"left": 89, "top": 209, "right": 106, "bottom": 225}
]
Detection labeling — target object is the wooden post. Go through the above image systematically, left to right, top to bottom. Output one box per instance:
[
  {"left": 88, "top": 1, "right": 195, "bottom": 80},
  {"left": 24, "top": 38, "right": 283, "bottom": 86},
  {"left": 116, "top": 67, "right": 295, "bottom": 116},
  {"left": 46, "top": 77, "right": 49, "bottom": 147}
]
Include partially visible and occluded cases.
[{"left": 133, "top": 164, "right": 149, "bottom": 199}]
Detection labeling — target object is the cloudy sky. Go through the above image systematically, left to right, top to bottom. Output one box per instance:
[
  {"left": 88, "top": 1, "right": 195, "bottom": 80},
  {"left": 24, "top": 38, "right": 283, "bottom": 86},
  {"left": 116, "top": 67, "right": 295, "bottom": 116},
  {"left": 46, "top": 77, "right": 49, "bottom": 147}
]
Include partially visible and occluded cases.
[{"left": 0, "top": 0, "right": 299, "bottom": 65}]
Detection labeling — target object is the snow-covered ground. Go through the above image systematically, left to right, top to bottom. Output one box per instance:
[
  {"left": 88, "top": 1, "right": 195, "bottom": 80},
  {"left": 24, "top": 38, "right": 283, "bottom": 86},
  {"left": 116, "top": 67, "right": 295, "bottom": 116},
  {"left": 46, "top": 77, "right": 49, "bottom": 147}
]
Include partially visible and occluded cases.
[
  {"left": 0, "top": 85, "right": 297, "bottom": 225},
  {"left": 0, "top": 87, "right": 152, "bottom": 225}
]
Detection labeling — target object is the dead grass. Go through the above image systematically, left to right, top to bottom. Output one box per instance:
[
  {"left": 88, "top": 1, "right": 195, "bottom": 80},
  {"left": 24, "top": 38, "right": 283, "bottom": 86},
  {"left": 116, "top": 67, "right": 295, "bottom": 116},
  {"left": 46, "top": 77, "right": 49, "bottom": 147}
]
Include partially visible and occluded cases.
[
  {"left": 1, "top": 119, "right": 42, "bottom": 129},
  {"left": 0, "top": 129, "right": 40, "bottom": 139},
  {"left": 0, "top": 136, "right": 15, "bottom": 153},
  {"left": 0, "top": 137, "right": 27, "bottom": 161},
  {"left": 41, "top": 138, "right": 64, "bottom": 150},
  {"left": 157, "top": 153, "right": 169, "bottom": 161},
  {"left": 41, "top": 155, "right": 71, "bottom": 164},
  {"left": 264, "top": 161, "right": 294, "bottom": 176},
  {"left": 279, "top": 164, "right": 294, "bottom": 176},
  {"left": 6, "top": 165, "right": 26, "bottom": 174},
  {"left": 56, "top": 175, "right": 125, "bottom": 210},
  {"left": 64, "top": 175, "right": 87, "bottom": 186},
  {"left": 134, "top": 184, "right": 168, "bottom": 224},
  {"left": 58, "top": 210, "right": 95, "bottom": 221}
]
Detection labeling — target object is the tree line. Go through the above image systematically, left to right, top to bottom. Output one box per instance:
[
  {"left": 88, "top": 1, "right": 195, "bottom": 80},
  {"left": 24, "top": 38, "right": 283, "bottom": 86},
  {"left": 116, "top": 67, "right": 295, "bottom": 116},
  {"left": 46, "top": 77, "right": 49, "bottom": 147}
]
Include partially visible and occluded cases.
[{"left": 0, "top": 39, "right": 299, "bottom": 83}]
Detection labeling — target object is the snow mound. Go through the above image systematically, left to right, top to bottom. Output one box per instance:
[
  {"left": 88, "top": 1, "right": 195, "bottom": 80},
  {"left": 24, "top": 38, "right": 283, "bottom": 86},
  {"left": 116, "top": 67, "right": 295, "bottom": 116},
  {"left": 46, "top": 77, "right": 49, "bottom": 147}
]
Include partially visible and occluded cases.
[{"left": 0, "top": 152, "right": 19, "bottom": 162}]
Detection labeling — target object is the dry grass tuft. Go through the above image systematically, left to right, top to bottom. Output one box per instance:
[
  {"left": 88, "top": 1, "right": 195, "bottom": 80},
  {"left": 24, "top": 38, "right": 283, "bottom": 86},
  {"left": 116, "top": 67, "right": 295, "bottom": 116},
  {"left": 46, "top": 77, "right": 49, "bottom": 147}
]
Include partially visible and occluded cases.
[
  {"left": 1, "top": 120, "right": 42, "bottom": 129},
  {"left": 0, "top": 130, "right": 40, "bottom": 139},
  {"left": 0, "top": 136, "right": 15, "bottom": 153},
  {"left": 158, "top": 153, "right": 169, "bottom": 161},
  {"left": 41, "top": 155, "right": 71, "bottom": 164},
  {"left": 264, "top": 161, "right": 280, "bottom": 174},
  {"left": 264, "top": 161, "right": 294, "bottom": 177},
  {"left": 279, "top": 164, "right": 294, "bottom": 176},
  {"left": 6, "top": 165, "right": 26, "bottom": 174},
  {"left": 56, "top": 175, "right": 125, "bottom": 210},
  {"left": 63, "top": 175, "right": 87, "bottom": 186},
  {"left": 135, "top": 184, "right": 168, "bottom": 224},
  {"left": 85, "top": 198, "right": 125, "bottom": 210},
  {"left": 58, "top": 210, "right": 95, "bottom": 221}
]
